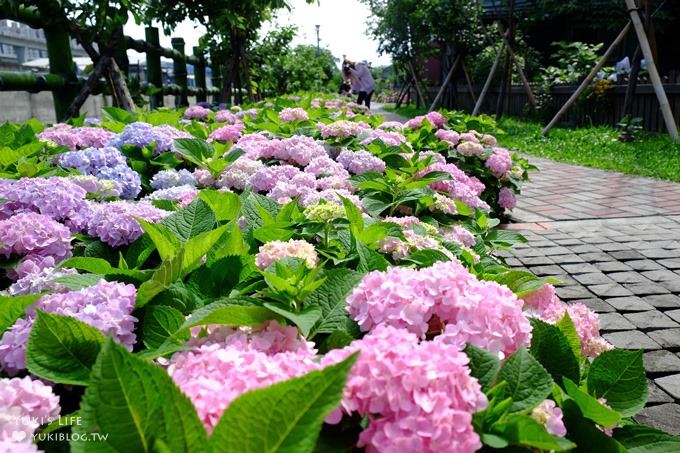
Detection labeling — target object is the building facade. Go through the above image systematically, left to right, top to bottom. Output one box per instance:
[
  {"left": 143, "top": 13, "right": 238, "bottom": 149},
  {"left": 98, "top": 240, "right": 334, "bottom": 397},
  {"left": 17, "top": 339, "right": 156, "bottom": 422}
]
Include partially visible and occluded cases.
[{"left": 0, "top": 20, "right": 87, "bottom": 72}]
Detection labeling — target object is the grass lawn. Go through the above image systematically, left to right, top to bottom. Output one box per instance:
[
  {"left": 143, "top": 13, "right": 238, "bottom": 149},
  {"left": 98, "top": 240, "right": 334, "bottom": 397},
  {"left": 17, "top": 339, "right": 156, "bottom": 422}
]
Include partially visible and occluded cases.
[{"left": 382, "top": 104, "right": 680, "bottom": 182}]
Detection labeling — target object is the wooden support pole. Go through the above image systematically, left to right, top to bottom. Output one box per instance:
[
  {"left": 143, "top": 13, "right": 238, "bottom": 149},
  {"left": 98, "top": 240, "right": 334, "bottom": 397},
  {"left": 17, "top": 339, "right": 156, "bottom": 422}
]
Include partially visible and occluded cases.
[
  {"left": 624, "top": 0, "right": 678, "bottom": 140},
  {"left": 542, "top": 22, "right": 632, "bottom": 136},
  {"left": 43, "top": 25, "right": 78, "bottom": 121},
  {"left": 145, "top": 27, "right": 164, "bottom": 109},
  {"left": 497, "top": 27, "right": 536, "bottom": 108},
  {"left": 171, "top": 37, "right": 189, "bottom": 108},
  {"left": 472, "top": 42, "right": 504, "bottom": 116},
  {"left": 193, "top": 46, "right": 207, "bottom": 103},
  {"left": 429, "top": 54, "right": 461, "bottom": 112},
  {"left": 408, "top": 60, "right": 428, "bottom": 106},
  {"left": 461, "top": 60, "right": 477, "bottom": 104},
  {"left": 395, "top": 78, "right": 413, "bottom": 109}
]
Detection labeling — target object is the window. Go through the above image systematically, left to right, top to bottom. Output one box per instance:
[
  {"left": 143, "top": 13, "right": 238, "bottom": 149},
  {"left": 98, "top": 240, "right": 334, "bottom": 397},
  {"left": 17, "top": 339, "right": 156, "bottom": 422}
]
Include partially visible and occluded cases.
[{"left": 0, "top": 44, "right": 16, "bottom": 56}]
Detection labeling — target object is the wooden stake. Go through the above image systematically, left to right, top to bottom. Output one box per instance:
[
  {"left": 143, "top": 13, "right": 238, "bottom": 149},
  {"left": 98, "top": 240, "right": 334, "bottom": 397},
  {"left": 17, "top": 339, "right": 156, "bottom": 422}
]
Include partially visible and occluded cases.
[
  {"left": 625, "top": 0, "right": 678, "bottom": 140},
  {"left": 542, "top": 22, "right": 632, "bottom": 136},
  {"left": 497, "top": 26, "right": 536, "bottom": 107},
  {"left": 473, "top": 42, "right": 504, "bottom": 116},
  {"left": 429, "top": 54, "right": 461, "bottom": 112},
  {"left": 408, "top": 60, "right": 429, "bottom": 106},
  {"left": 461, "top": 60, "right": 477, "bottom": 104}
]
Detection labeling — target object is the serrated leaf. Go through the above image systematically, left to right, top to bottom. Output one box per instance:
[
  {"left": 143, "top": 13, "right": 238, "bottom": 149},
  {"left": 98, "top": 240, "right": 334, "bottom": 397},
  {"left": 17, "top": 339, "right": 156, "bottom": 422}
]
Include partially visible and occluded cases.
[
  {"left": 174, "top": 138, "right": 215, "bottom": 166},
  {"left": 199, "top": 190, "right": 241, "bottom": 222},
  {"left": 241, "top": 192, "right": 280, "bottom": 229},
  {"left": 161, "top": 199, "right": 216, "bottom": 242},
  {"left": 137, "top": 219, "right": 181, "bottom": 261},
  {"left": 181, "top": 224, "right": 230, "bottom": 276},
  {"left": 402, "top": 249, "right": 451, "bottom": 267},
  {"left": 136, "top": 250, "right": 185, "bottom": 308},
  {"left": 306, "top": 269, "right": 364, "bottom": 338},
  {"left": 491, "top": 270, "right": 546, "bottom": 298},
  {"left": 53, "top": 273, "right": 104, "bottom": 290},
  {"left": 0, "top": 293, "right": 39, "bottom": 334},
  {"left": 183, "top": 299, "right": 281, "bottom": 330},
  {"left": 263, "top": 303, "right": 322, "bottom": 337},
  {"left": 142, "top": 306, "right": 189, "bottom": 349},
  {"left": 26, "top": 311, "right": 105, "bottom": 385},
  {"left": 556, "top": 312, "right": 582, "bottom": 359},
  {"left": 530, "top": 318, "right": 581, "bottom": 386},
  {"left": 72, "top": 340, "right": 208, "bottom": 452},
  {"left": 465, "top": 344, "right": 500, "bottom": 392},
  {"left": 497, "top": 347, "right": 554, "bottom": 413},
  {"left": 587, "top": 349, "right": 647, "bottom": 417},
  {"left": 209, "top": 353, "right": 358, "bottom": 453},
  {"left": 564, "top": 378, "right": 621, "bottom": 428},
  {"left": 561, "top": 399, "right": 626, "bottom": 452},
  {"left": 490, "top": 414, "right": 576, "bottom": 451},
  {"left": 614, "top": 424, "right": 680, "bottom": 452}
]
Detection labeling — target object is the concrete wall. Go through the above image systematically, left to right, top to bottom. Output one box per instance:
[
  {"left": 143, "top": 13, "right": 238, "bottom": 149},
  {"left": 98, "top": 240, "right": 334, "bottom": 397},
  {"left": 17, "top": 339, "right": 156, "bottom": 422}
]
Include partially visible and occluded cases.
[{"left": 0, "top": 93, "right": 198, "bottom": 124}]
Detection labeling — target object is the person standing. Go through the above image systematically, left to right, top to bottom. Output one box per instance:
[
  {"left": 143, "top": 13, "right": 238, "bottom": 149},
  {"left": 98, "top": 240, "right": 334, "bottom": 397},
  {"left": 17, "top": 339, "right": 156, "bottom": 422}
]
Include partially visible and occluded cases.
[{"left": 342, "top": 59, "right": 375, "bottom": 109}]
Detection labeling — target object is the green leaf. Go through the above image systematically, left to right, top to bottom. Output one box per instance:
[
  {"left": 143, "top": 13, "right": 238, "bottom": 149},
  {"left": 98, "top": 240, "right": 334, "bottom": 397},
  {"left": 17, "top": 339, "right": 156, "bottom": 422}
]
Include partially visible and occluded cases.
[
  {"left": 174, "top": 138, "right": 215, "bottom": 165},
  {"left": 199, "top": 190, "right": 241, "bottom": 222},
  {"left": 241, "top": 192, "right": 280, "bottom": 229},
  {"left": 339, "top": 195, "right": 364, "bottom": 238},
  {"left": 161, "top": 199, "right": 216, "bottom": 242},
  {"left": 137, "top": 219, "right": 181, "bottom": 261},
  {"left": 210, "top": 221, "right": 250, "bottom": 259},
  {"left": 181, "top": 224, "right": 230, "bottom": 276},
  {"left": 355, "top": 240, "right": 388, "bottom": 272},
  {"left": 402, "top": 249, "right": 451, "bottom": 267},
  {"left": 136, "top": 250, "right": 185, "bottom": 308},
  {"left": 306, "top": 269, "right": 364, "bottom": 338},
  {"left": 491, "top": 270, "right": 546, "bottom": 298},
  {"left": 52, "top": 273, "right": 104, "bottom": 291},
  {"left": 0, "top": 293, "right": 39, "bottom": 334},
  {"left": 183, "top": 299, "right": 282, "bottom": 330},
  {"left": 264, "top": 303, "right": 322, "bottom": 337},
  {"left": 142, "top": 306, "right": 189, "bottom": 349},
  {"left": 26, "top": 311, "right": 105, "bottom": 386},
  {"left": 556, "top": 311, "right": 582, "bottom": 359},
  {"left": 530, "top": 318, "right": 581, "bottom": 386},
  {"left": 73, "top": 340, "right": 208, "bottom": 453},
  {"left": 465, "top": 344, "right": 500, "bottom": 392},
  {"left": 497, "top": 347, "right": 554, "bottom": 413},
  {"left": 587, "top": 349, "right": 647, "bottom": 417},
  {"left": 209, "top": 353, "right": 358, "bottom": 453},
  {"left": 564, "top": 378, "right": 621, "bottom": 428},
  {"left": 561, "top": 399, "right": 626, "bottom": 453},
  {"left": 491, "top": 414, "right": 576, "bottom": 451},
  {"left": 614, "top": 424, "right": 680, "bottom": 452}
]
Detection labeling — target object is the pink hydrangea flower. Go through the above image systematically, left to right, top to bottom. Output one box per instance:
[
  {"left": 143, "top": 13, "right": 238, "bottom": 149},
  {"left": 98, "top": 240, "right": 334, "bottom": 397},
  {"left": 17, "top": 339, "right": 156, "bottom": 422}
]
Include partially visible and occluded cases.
[
  {"left": 184, "top": 105, "right": 211, "bottom": 120},
  {"left": 278, "top": 107, "right": 309, "bottom": 122},
  {"left": 215, "top": 110, "right": 238, "bottom": 124},
  {"left": 317, "top": 120, "right": 370, "bottom": 139},
  {"left": 377, "top": 121, "right": 404, "bottom": 131},
  {"left": 208, "top": 123, "right": 245, "bottom": 143},
  {"left": 38, "top": 124, "right": 114, "bottom": 150},
  {"left": 360, "top": 129, "right": 407, "bottom": 147},
  {"left": 435, "top": 129, "right": 461, "bottom": 146},
  {"left": 480, "top": 134, "right": 497, "bottom": 146},
  {"left": 457, "top": 141, "right": 484, "bottom": 157},
  {"left": 486, "top": 147, "right": 513, "bottom": 178},
  {"left": 336, "top": 150, "right": 386, "bottom": 174},
  {"left": 217, "top": 157, "right": 264, "bottom": 191},
  {"left": 420, "top": 162, "right": 488, "bottom": 210},
  {"left": 248, "top": 165, "right": 301, "bottom": 193},
  {"left": 193, "top": 169, "right": 215, "bottom": 188},
  {"left": 498, "top": 187, "right": 517, "bottom": 210},
  {"left": 0, "top": 213, "right": 72, "bottom": 267},
  {"left": 439, "top": 225, "right": 476, "bottom": 248},
  {"left": 255, "top": 239, "right": 318, "bottom": 269},
  {"left": 347, "top": 261, "right": 531, "bottom": 357},
  {"left": 0, "top": 280, "right": 137, "bottom": 374},
  {"left": 167, "top": 321, "right": 318, "bottom": 431},
  {"left": 322, "top": 325, "right": 486, "bottom": 453},
  {"left": 0, "top": 376, "right": 60, "bottom": 444},
  {"left": 531, "top": 400, "right": 567, "bottom": 436}
]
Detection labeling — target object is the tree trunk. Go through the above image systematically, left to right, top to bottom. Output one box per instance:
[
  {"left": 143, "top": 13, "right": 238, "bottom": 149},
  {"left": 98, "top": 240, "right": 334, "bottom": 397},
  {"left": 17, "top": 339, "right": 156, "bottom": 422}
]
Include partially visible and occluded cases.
[
  {"left": 62, "top": 55, "right": 111, "bottom": 121},
  {"left": 108, "top": 59, "right": 136, "bottom": 112}
]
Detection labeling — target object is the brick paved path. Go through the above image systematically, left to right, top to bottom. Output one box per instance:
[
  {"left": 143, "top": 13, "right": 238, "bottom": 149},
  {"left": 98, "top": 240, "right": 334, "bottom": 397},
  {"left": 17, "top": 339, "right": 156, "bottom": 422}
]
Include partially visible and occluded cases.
[{"left": 505, "top": 158, "right": 680, "bottom": 434}]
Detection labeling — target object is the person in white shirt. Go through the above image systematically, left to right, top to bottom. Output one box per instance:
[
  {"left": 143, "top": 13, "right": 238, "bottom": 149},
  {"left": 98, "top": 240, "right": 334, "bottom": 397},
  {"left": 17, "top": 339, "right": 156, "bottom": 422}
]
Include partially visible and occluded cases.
[{"left": 342, "top": 59, "right": 376, "bottom": 109}]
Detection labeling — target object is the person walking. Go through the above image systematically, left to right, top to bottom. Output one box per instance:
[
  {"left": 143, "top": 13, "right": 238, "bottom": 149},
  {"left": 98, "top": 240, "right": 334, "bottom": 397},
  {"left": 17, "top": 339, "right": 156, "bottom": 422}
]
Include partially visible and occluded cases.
[{"left": 342, "top": 59, "right": 375, "bottom": 109}]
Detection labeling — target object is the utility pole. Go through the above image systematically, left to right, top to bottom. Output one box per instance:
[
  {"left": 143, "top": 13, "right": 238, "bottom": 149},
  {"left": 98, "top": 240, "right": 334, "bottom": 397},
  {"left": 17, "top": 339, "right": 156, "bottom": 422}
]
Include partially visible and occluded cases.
[{"left": 315, "top": 25, "right": 320, "bottom": 56}]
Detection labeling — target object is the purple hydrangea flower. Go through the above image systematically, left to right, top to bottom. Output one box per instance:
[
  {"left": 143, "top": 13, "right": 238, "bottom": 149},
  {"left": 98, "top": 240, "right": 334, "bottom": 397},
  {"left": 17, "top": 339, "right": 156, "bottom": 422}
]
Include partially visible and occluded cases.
[
  {"left": 108, "top": 122, "right": 192, "bottom": 154},
  {"left": 57, "top": 146, "right": 127, "bottom": 175},
  {"left": 336, "top": 150, "right": 386, "bottom": 174},
  {"left": 96, "top": 165, "right": 142, "bottom": 199},
  {"left": 150, "top": 169, "right": 197, "bottom": 190},
  {"left": 0, "top": 177, "right": 87, "bottom": 221},
  {"left": 0, "top": 213, "right": 72, "bottom": 266},
  {"left": 0, "top": 280, "right": 138, "bottom": 374}
]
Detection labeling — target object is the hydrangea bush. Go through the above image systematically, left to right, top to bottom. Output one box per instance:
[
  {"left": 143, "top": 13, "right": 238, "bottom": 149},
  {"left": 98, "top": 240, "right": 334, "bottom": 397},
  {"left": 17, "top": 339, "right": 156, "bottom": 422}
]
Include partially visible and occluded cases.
[{"left": 0, "top": 96, "right": 674, "bottom": 452}]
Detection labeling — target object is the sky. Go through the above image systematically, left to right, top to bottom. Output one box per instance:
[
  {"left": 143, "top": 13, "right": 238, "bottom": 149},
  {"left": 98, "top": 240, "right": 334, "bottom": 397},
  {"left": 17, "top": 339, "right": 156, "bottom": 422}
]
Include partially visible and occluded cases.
[{"left": 123, "top": 0, "right": 390, "bottom": 67}]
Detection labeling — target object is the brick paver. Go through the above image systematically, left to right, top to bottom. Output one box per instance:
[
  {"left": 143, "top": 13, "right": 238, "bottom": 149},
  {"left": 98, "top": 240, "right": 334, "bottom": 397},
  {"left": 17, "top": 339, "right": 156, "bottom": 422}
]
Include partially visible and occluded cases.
[{"left": 504, "top": 158, "right": 680, "bottom": 434}]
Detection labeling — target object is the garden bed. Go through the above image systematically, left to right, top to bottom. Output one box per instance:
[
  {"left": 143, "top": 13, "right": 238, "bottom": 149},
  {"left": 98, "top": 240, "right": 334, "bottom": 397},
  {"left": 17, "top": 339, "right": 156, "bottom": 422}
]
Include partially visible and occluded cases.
[{"left": 0, "top": 96, "right": 677, "bottom": 452}]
